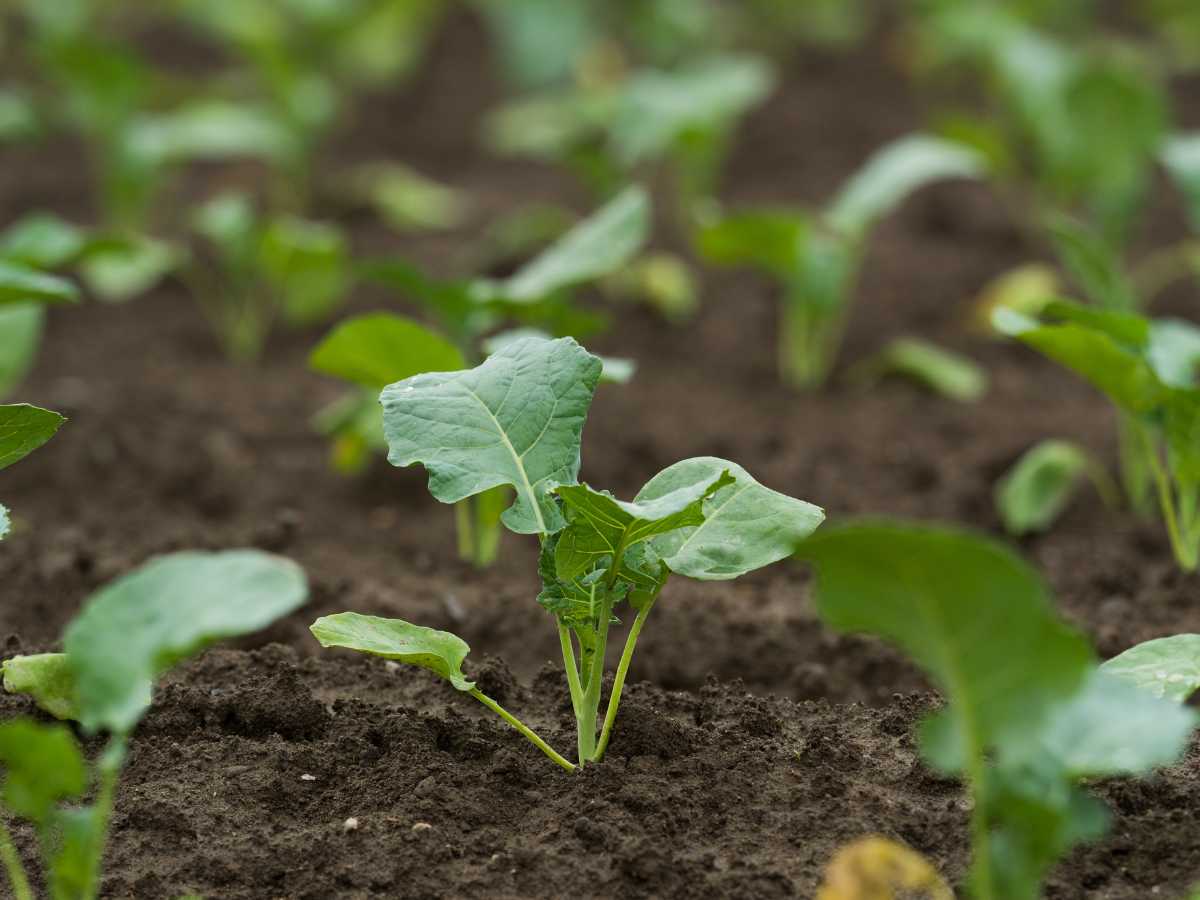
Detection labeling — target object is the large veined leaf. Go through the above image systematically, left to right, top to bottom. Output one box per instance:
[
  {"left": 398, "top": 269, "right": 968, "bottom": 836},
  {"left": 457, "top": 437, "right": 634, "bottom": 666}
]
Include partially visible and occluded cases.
[
  {"left": 826, "top": 135, "right": 983, "bottom": 237},
  {"left": 489, "top": 186, "right": 650, "bottom": 302},
  {"left": 0, "top": 260, "right": 79, "bottom": 306},
  {"left": 310, "top": 313, "right": 465, "bottom": 390},
  {"left": 481, "top": 328, "right": 635, "bottom": 385},
  {"left": 380, "top": 336, "right": 602, "bottom": 534},
  {"left": 0, "top": 403, "right": 65, "bottom": 470},
  {"left": 636, "top": 457, "right": 824, "bottom": 579},
  {"left": 553, "top": 470, "right": 735, "bottom": 580},
  {"left": 62, "top": 550, "right": 308, "bottom": 734},
  {"left": 310, "top": 612, "right": 475, "bottom": 691},
  {"left": 1101, "top": 634, "right": 1200, "bottom": 703},
  {"left": 1, "top": 653, "right": 77, "bottom": 720}
]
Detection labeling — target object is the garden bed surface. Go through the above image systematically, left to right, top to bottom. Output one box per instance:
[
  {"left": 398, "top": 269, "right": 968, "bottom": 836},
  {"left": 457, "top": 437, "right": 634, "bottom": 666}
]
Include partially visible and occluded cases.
[{"left": 3, "top": 13, "right": 1200, "bottom": 899}]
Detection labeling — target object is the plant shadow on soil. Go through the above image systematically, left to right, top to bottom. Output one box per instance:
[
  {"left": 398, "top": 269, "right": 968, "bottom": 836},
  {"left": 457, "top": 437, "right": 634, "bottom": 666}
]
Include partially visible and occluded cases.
[{"left": 3, "top": 11, "right": 1200, "bottom": 900}]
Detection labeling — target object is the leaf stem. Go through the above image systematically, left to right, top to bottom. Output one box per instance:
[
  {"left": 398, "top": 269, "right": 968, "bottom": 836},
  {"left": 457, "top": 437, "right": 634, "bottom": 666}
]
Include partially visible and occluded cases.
[
  {"left": 454, "top": 499, "right": 474, "bottom": 563},
  {"left": 577, "top": 594, "right": 614, "bottom": 765},
  {"left": 592, "top": 598, "right": 655, "bottom": 763},
  {"left": 558, "top": 621, "right": 583, "bottom": 720},
  {"left": 469, "top": 690, "right": 576, "bottom": 773},
  {"left": 81, "top": 735, "right": 128, "bottom": 900},
  {"left": 0, "top": 820, "right": 32, "bottom": 900}
]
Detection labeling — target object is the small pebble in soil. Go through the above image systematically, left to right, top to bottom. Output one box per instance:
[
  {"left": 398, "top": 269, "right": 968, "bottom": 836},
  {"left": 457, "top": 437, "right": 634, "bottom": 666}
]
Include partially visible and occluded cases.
[
  {"left": 384, "top": 661, "right": 400, "bottom": 673},
  {"left": 300, "top": 773, "right": 317, "bottom": 782},
  {"left": 342, "top": 818, "right": 360, "bottom": 832},
  {"left": 411, "top": 822, "right": 433, "bottom": 834}
]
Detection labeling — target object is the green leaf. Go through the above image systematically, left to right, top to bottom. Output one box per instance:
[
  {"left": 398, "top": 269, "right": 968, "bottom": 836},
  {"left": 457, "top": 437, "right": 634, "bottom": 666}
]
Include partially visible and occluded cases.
[
  {"left": 612, "top": 55, "right": 774, "bottom": 165},
  {"left": 123, "top": 101, "right": 295, "bottom": 169},
  {"left": 1162, "top": 132, "right": 1200, "bottom": 233},
  {"left": 826, "top": 134, "right": 983, "bottom": 237},
  {"left": 346, "top": 162, "right": 469, "bottom": 232},
  {"left": 489, "top": 186, "right": 650, "bottom": 302},
  {"left": 191, "top": 191, "right": 257, "bottom": 259},
  {"left": 695, "top": 209, "right": 807, "bottom": 278},
  {"left": 0, "top": 212, "right": 87, "bottom": 269},
  {"left": 1045, "top": 214, "right": 1136, "bottom": 312},
  {"left": 260, "top": 216, "right": 349, "bottom": 326},
  {"left": 81, "top": 236, "right": 179, "bottom": 303},
  {"left": 0, "top": 260, "right": 79, "bottom": 306},
  {"left": 0, "top": 304, "right": 44, "bottom": 397},
  {"left": 994, "top": 307, "right": 1165, "bottom": 413},
  {"left": 310, "top": 313, "right": 466, "bottom": 391},
  {"left": 1148, "top": 319, "right": 1200, "bottom": 389},
  {"left": 380, "top": 335, "right": 602, "bottom": 535},
  {"left": 851, "top": 337, "right": 987, "bottom": 402},
  {"left": 1165, "top": 391, "right": 1200, "bottom": 492},
  {"left": 0, "top": 403, "right": 65, "bottom": 470},
  {"left": 995, "top": 440, "right": 1096, "bottom": 536},
  {"left": 637, "top": 457, "right": 824, "bottom": 579},
  {"left": 553, "top": 469, "right": 735, "bottom": 580},
  {"left": 797, "top": 523, "right": 1093, "bottom": 765},
  {"left": 64, "top": 549, "right": 309, "bottom": 734},
  {"left": 309, "top": 612, "right": 475, "bottom": 691},
  {"left": 1101, "top": 634, "right": 1200, "bottom": 703},
  {"left": 2, "top": 653, "right": 78, "bottom": 720},
  {"left": 0, "top": 718, "right": 86, "bottom": 821}
]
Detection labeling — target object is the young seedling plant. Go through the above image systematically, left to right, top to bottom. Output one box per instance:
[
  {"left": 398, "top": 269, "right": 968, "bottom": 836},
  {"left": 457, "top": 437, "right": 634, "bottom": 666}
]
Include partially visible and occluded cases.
[
  {"left": 698, "top": 134, "right": 983, "bottom": 388},
  {"left": 310, "top": 187, "right": 649, "bottom": 566},
  {"left": 996, "top": 300, "right": 1200, "bottom": 570},
  {"left": 310, "top": 336, "right": 824, "bottom": 770},
  {"left": 0, "top": 403, "right": 65, "bottom": 540},
  {"left": 798, "top": 522, "right": 1196, "bottom": 900},
  {"left": 0, "top": 549, "right": 308, "bottom": 900}
]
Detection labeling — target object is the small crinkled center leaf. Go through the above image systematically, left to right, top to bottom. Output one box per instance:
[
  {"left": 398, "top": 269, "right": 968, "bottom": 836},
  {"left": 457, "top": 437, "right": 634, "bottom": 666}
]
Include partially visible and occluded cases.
[
  {"left": 380, "top": 335, "right": 602, "bottom": 535},
  {"left": 310, "top": 612, "right": 475, "bottom": 691}
]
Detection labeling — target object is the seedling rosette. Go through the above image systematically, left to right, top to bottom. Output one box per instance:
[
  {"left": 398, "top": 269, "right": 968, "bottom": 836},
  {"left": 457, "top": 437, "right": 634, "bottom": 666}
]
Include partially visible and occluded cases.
[{"left": 311, "top": 336, "right": 824, "bottom": 770}]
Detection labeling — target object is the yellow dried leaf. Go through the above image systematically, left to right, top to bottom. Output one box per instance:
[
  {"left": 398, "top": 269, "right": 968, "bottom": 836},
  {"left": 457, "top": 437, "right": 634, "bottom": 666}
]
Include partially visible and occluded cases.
[{"left": 817, "top": 836, "right": 954, "bottom": 900}]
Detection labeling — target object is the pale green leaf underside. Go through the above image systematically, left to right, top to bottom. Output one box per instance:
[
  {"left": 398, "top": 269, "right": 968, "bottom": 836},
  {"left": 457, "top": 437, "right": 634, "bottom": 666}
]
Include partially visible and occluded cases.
[
  {"left": 310, "top": 312, "right": 466, "bottom": 390},
  {"left": 381, "top": 336, "right": 602, "bottom": 534},
  {"left": 0, "top": 403, "right": 65, "bottom": 471},
  {"left": 636, "top": 457, "right": 824, "bottom": 579},
  {"left": 0, "top": 504, "right": 7, "bottom": 540},
  {"left": 65, "top": 550, "right": 309, "bottom": 734},
  {"left": 310, "top": 612, "right": 475, "bottom": 691},
  {"left": 1101, "top": 634, "right": 1200, "bottom": 703},
  {"left": 2, "top": 653, "right": 78, "bottom": 720},
  {"left": 1014, "top": 670, "right": 1197, "bottom": 776}
]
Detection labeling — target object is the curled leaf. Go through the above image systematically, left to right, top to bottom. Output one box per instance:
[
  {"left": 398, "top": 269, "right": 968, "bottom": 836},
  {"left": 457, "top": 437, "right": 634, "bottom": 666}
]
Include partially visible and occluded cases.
[
  {"left": 310, "top": 612, "right": 475, "bottom": 691},
  {"left": 2, "top": 653, "right": 78, "bottom": 720}
]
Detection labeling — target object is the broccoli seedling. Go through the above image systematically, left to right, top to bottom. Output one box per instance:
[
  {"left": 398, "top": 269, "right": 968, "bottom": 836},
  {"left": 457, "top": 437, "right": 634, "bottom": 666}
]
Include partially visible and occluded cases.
[
  {"left": 698, "top": 135, "right": 983, "bottom": 388},
  {"left": 187, "top": 191, "right": 349, "bottom": 361},
  {"left": 997, "top": 300, "right": 1200, "bottom": 570},
  {"left": 310, "top": 336, "right": 824, "bottom": 770},
  {"left": 798, "top": 523, "right": 1196, "bottom": 900},
  {"left": 0, "top": 550, "right": 308, "bottom": 900}
]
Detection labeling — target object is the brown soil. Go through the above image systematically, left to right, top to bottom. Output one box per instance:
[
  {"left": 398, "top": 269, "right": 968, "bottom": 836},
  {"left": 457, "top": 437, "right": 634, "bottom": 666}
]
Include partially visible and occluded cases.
[{"left": 2, "top": 11, "right": 1200, "bottom": 900}]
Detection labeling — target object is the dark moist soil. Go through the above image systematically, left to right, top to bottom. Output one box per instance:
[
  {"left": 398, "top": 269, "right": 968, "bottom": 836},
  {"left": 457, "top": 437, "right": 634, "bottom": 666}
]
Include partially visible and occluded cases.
[{"left": 3, "top": 12, "right": 1200, "bottom": 900}]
